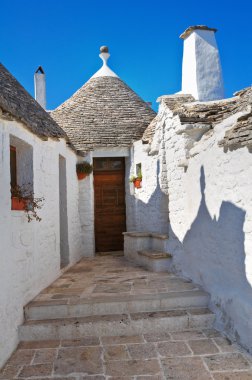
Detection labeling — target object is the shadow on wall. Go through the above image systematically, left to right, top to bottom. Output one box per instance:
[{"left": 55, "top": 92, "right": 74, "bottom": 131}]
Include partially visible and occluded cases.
[
  {"left": 129, "top": 159, "right": 169, "bottom": 234},
  {"left": 128, "top": 160, "right": 252, "bottom": 349},
  {"left": 170, "top": 166, "right": 252, "bottom": 349}
]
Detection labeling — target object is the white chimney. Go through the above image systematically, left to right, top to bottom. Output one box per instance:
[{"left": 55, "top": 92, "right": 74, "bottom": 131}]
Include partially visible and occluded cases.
[
  {"left": 180, "top": 25, "right": 224, "bottom": 102},
  {"left": 34, "top": 66, "right": 46, "bottom": 109}
]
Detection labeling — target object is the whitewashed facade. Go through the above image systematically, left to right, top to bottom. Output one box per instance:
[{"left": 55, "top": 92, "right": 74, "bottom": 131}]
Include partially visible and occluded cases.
[
  {"left": 129, "top": 93, "right": 252, "bottom": 352},
  {"left": 0, "top": 118, "right": 83, "bottom": 366}
]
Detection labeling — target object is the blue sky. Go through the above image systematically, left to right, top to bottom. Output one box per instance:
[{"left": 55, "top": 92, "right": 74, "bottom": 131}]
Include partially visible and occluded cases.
[{"left": 1, "top": 0, "right": 251, "bottom": 111}]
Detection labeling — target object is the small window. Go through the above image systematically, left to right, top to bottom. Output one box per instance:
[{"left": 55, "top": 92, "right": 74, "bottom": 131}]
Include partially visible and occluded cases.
[
  {"left": 9, "top": 135, "right": 33, "bottom": 210},
  {"left": 10, "top": 146, "right": 17, "bottom": 188},
  {"left": 136, "top": 163, "right": 142, "bottom": 178}
]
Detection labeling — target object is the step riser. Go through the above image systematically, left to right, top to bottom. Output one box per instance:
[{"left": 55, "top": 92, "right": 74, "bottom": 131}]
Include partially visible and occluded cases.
[
  {"left": 151, "top": 238, "right": 167, "bottom": 252},
  {"left": 137, "top": 255, "right": 171, "bottom": 272},
  {"left": 25, "top": 294, "right": 209, "bottom": 320},
  {"left": 19, "top": 314, "right": 215, "bottom": 341}
]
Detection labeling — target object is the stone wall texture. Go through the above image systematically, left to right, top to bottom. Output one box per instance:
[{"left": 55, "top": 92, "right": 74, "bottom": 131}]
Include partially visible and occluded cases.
[{"left": 126, "top": 140, "right": 169, "bottom": 234}]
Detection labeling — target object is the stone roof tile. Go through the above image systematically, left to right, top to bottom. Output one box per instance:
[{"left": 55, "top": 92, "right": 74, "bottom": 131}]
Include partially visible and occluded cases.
[
  {"left": 0, "top": 63, "right": 66, "bottom": 139},
  {"left": 51, "top": 76, "right": 156, "bottom": 151},
  {"left": 156, "top": 87, "right": 252, "bottom": 150},
  {"left": 219, "top": 87, "right": 252, "bottom": 149}
]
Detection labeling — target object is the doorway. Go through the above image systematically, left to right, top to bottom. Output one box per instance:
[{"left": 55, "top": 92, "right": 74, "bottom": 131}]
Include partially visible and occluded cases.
[{"left": 94, "top": 157, "right": 126, "bottom": 253}]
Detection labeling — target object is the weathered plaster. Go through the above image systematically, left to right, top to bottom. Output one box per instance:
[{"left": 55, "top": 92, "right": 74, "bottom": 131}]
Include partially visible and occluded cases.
[
  {"left": 181, "top": 29, "right": 224, "bottom": 101},
  {"left": 127, "top": 139, "right": 169, "bottom": 234}
]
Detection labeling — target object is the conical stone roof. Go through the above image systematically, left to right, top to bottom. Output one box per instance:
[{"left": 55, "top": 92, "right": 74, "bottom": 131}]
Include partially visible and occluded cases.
[{"left": 51, "top": 47, "right": 156, "bottom": 152}]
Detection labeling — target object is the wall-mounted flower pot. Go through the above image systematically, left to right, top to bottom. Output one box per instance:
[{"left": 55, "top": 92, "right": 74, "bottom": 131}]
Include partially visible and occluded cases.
[
  {"left": 77, "top": 172, "right": 88, "bottom": 180},
  {"left": 134, "top": 179, "right": 142, "bottom": 189},
  {"left": 11, "top": 197, "right": 26, "bottom": 211}
]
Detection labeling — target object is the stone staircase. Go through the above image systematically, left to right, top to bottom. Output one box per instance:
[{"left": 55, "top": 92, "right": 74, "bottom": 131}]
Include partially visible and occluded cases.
[
  {"left": 123, "top": 232, "right": 172, "bottom": 272},
  {"left": 19, "top": 255, "right": 215, "bottom": 342}
]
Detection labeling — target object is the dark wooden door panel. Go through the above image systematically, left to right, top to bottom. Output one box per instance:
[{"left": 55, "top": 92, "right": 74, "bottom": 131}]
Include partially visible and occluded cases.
[{"left": 94, "top": 158, "right": 126, "bottom": 252}]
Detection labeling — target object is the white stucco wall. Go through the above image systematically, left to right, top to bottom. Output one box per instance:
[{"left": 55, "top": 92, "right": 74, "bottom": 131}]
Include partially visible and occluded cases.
[
  {"left": 147, "top": 100, "right": 252, "bottom": 352},
  {"left": 0, "top": 119, "right": 83, "bottom": 367},
  {"left": 127, "top": 140, "right": 169, "bottom": 234}
]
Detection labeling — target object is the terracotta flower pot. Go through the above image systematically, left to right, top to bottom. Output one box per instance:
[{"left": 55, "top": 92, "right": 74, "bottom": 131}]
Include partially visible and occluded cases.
[
  {"left": 77, "top": 172, "right": 88, "bottom": 180},
  {"left": 134, "top": 178, "right": 142, "bottom": 189},
  {"left": 11, "top": 197, "right": 26, "bottom": 211}
]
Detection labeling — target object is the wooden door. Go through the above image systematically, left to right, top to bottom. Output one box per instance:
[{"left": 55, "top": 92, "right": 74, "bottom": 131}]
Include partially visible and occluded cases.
[{"left": 94, "top": 158, "right": 126, "bottom": 252}]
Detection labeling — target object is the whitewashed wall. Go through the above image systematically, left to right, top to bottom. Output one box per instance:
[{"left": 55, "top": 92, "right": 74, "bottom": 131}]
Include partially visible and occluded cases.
[
  {"left": 181, "top": 29, "right": 224, "bottom": 101},
  {"left": 145, "top": 100, "right": 252, "bottom": 352},
  {"left": 0, "top": 119, "right": 83, "bottom": 367},
  {"left": 127, "top": 140, "right": 169, "bottom": 234},
  {"left": 78, "top": 152, "right": 95, "bottom": 257}
]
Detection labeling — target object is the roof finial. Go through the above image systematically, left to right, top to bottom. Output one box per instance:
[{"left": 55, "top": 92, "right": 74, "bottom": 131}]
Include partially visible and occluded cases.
[
  {"left": 91, "top": 46, "right": 118, "bottom": 79},
  {"left": 99, "top": 46, "right": 110, "bottom": 67},
  {"left": 100, "top": 46, "right": 109, "bottom": 53}
]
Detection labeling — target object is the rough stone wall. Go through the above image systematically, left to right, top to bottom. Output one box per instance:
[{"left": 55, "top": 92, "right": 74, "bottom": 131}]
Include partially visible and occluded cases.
[
  {"left": 150, "top": 101, "right": 252, "bottom": 352},
  {"left": 0, "top": 119, "right": 83, "bottom": 367},
  {"left": 126, "top": 138, "right": 169, "bottom": 234}
]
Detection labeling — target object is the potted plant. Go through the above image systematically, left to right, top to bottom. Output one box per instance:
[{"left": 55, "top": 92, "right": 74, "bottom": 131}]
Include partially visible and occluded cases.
[
  {"left": 76, "top": 161, "right": 93, "bottom": 180},
  {"left": 129, "top": 172, "right": 142, "bottom": 189},
  {"left": 11, "top": 183, "right": 44, "bottom": 222},
  {"left": 11, "top": 188, "right": 26, "bottom": 211}
]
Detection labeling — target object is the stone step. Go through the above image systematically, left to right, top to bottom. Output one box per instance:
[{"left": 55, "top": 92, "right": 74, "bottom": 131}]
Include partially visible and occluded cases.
[
  {"left": 137, "top": 250, "right": 172, "bottom": 272},
  {"left": 138, "top": 250, "right": 172, "bottom": 259},
  {"left": 25, "top": 290, "right": 210, "bottom": 320},
  {"left": 19, "top": 308, "right": 215, "bottom": 341}
]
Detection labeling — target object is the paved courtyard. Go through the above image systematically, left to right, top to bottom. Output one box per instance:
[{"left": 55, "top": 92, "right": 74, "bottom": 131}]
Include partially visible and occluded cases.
[
  {"left": 27, "top": 254, "right": 201, "bottom": 304},
  {"left": 1, "top": 255, "right": 252, "bottom": 379},
  {"left": 1, "top": 330, "right": 252, "bottom": 379}
]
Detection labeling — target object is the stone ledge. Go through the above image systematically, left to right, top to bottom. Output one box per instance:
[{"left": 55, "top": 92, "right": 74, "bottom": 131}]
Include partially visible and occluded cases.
[
  {"left": 180, "top": 25, "right": 217, "bottom": 39},
  {"left": 123, "top": 232, "right": 168, "bottom": 240},
  {"left": 138, "top": 250, "right": 172, "bottom": 260}
]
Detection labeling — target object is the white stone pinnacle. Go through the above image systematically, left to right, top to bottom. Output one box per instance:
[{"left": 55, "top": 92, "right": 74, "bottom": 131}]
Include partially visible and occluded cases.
[{"left": 91, "top": 46, "right": 119, "bottom": 79}]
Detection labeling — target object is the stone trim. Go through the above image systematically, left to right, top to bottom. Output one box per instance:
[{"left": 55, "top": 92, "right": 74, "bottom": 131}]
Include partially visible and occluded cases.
[
  {"left": 180, "top": 25, "right": 217, "bottom": 39},
  {"left": 123, "top": 232, "right": 168, "bottom": 240}
]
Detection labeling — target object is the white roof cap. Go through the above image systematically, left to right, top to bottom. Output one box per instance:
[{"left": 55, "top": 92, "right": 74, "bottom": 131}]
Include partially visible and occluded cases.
[{"left": 91, "top": 46, "right": 119, "bottom": 79}]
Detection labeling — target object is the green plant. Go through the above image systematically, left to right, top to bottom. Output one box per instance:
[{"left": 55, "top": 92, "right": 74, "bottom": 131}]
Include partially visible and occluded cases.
[
  {"left": 76, "top": 161, "right": 93, "bottom": 175},
  {"left": 137, "top": 168, "right": 142, "bottom": 181},
  {"left": 129, "top": 172, "right": 142, "bottom": 183},
  {"left": 129, "top": 175, "right": 137, "bottom": 183},
  {"left": 11, "top": 183, "right": 44, "bottom": 222}
]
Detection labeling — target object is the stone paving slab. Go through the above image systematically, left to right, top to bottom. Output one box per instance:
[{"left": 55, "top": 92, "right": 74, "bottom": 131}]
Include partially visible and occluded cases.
[
  {"left": 26, "top": 256, "right": 202, "bottom": 310},
  {"left": 3, "top": 257, "right": 252, "bottom": 378},
  {"left": 1, "top": 330, "right": 252, "bottom": 379}
]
